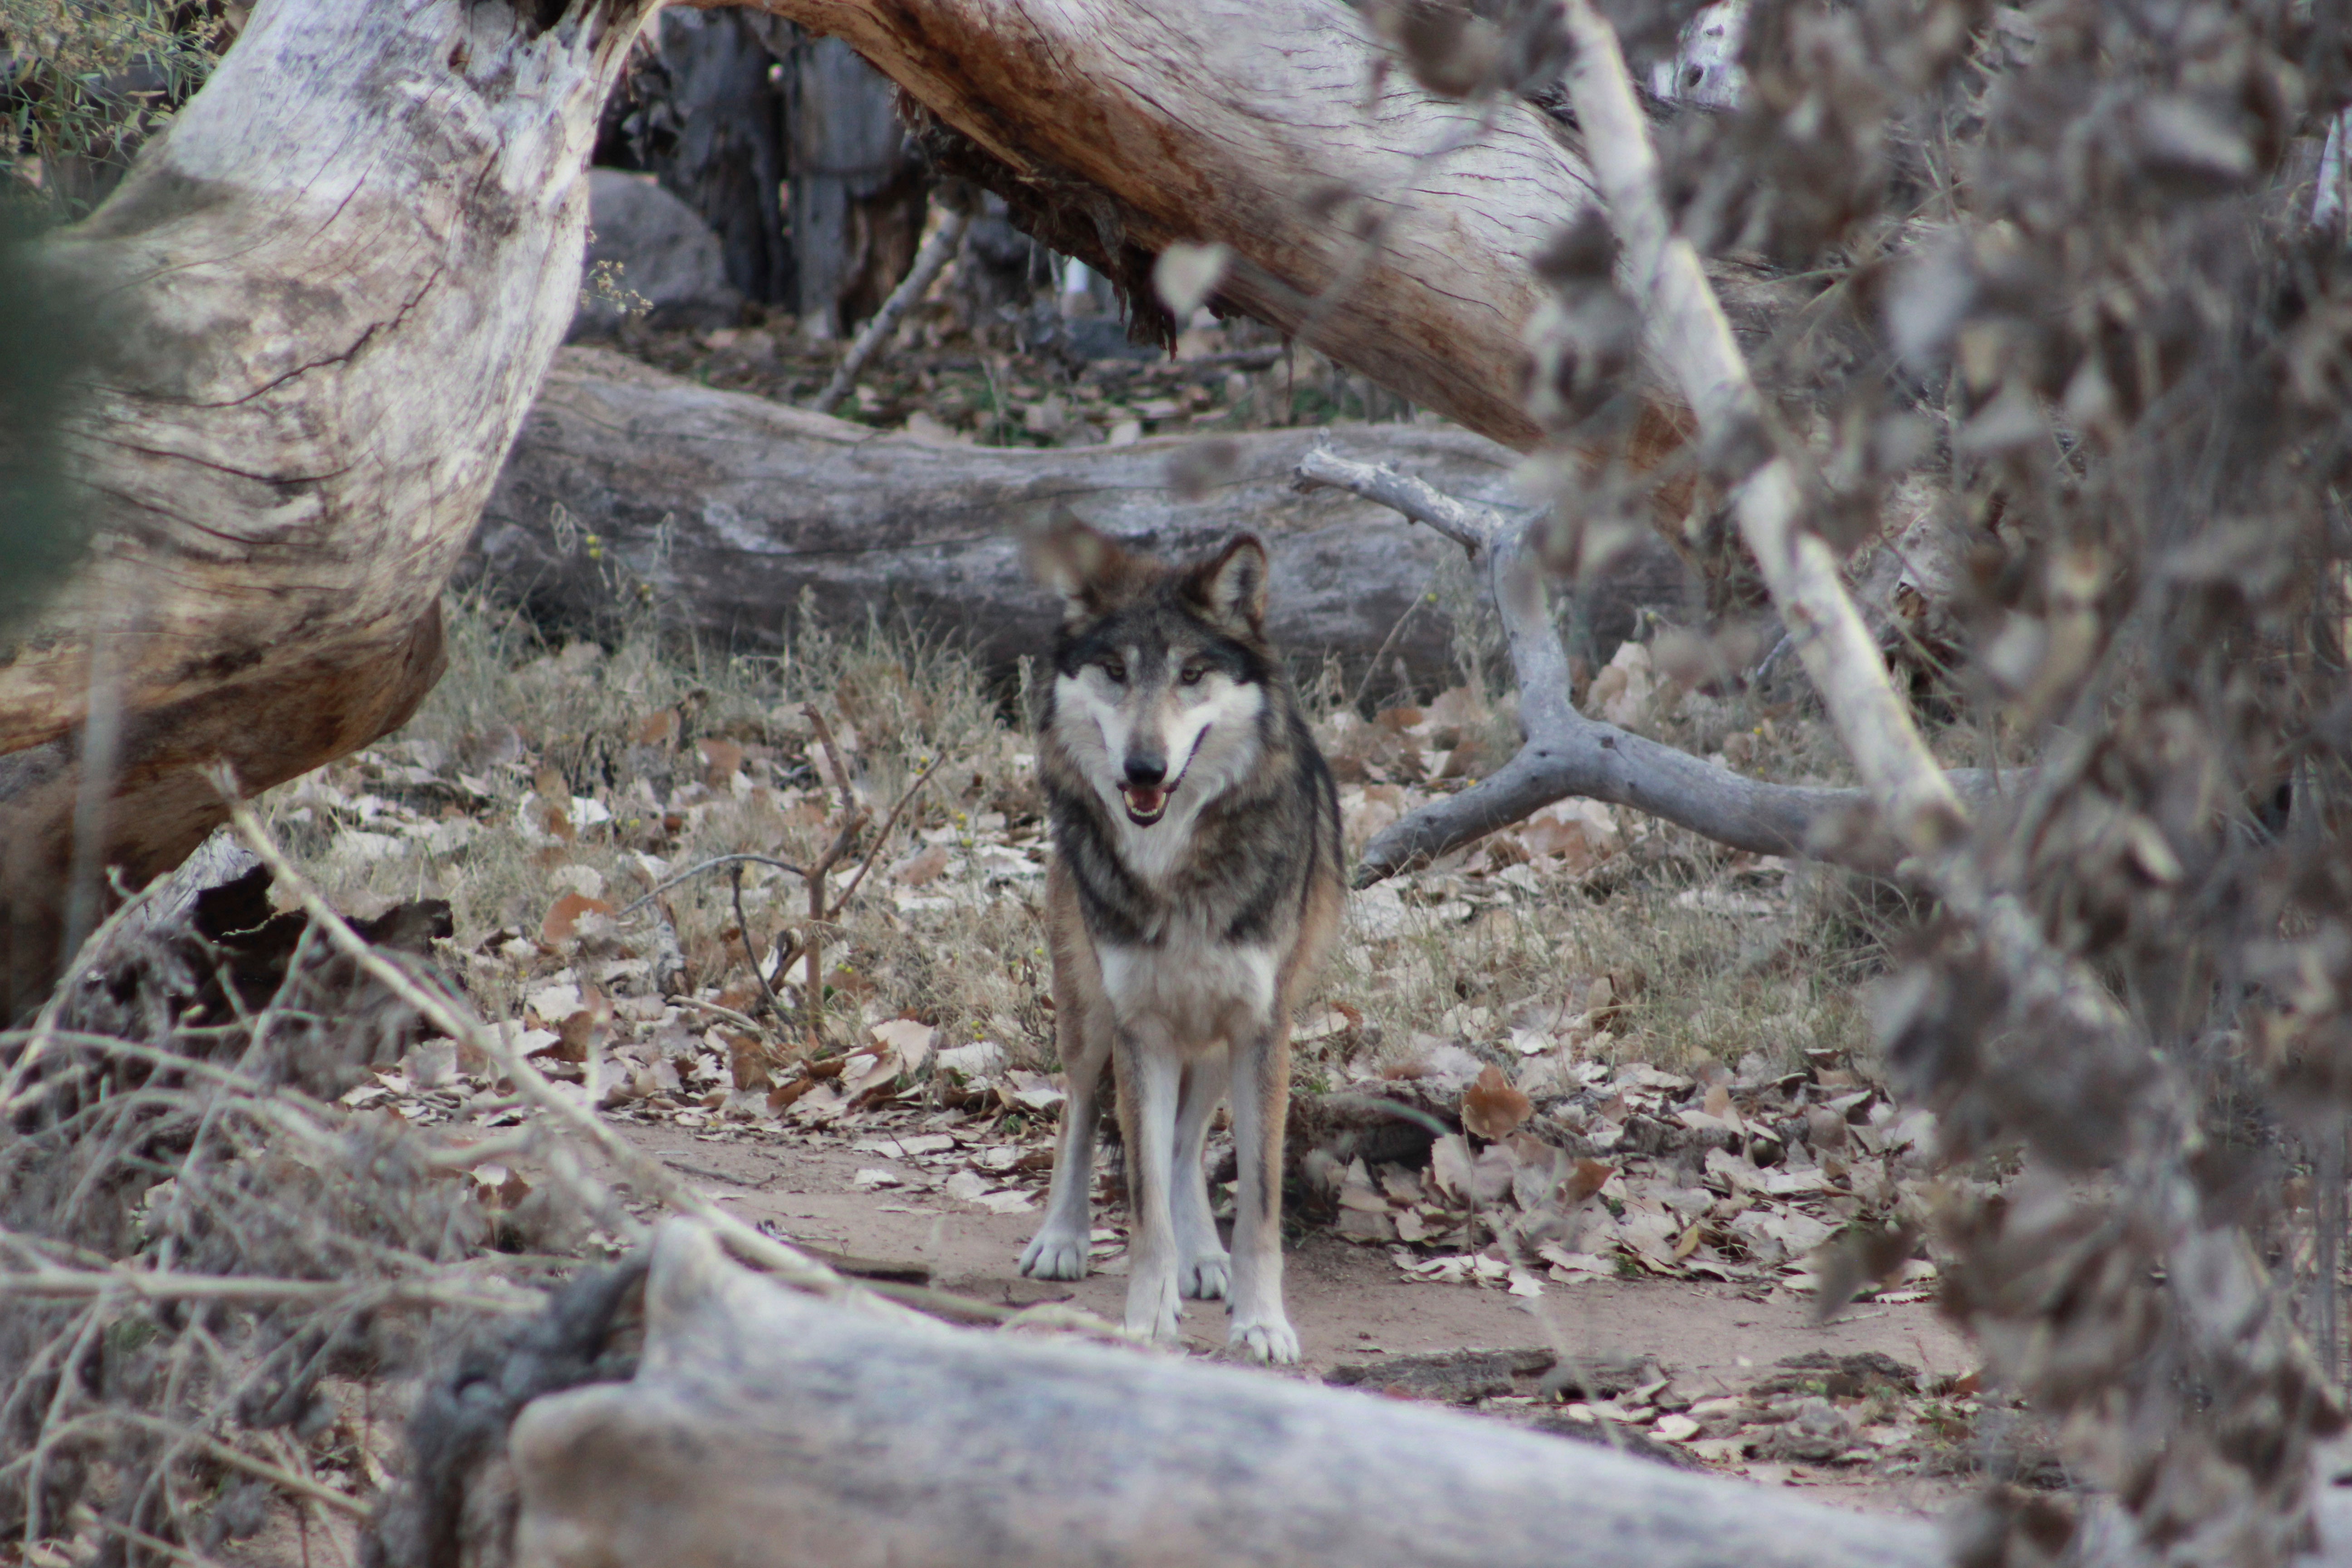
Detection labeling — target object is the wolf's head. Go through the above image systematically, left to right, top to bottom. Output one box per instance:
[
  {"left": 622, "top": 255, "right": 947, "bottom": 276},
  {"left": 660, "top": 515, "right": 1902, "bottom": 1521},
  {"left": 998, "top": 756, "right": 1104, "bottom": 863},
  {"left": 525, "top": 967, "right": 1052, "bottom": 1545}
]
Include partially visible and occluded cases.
[{"left": 1027, "top": 514, "right": 1276, "bottom": 831}]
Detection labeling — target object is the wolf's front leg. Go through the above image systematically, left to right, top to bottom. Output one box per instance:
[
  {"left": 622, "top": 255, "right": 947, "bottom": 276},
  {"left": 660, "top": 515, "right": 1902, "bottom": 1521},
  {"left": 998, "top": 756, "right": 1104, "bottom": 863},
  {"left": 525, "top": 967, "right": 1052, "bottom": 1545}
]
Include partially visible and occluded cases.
[
  {"left": 1020, "top": 1013, "right": 1108, "bottom": 1281},
  {"left": 1225, "top": 1022, "right": 1299, "bottom": 1362},
  {"left": 1115, "top": 1025, "right": 1185, "bottom": 1345},
  {"left": 1171, "top": 1055, "right": 1232, "bottom": 1300}
]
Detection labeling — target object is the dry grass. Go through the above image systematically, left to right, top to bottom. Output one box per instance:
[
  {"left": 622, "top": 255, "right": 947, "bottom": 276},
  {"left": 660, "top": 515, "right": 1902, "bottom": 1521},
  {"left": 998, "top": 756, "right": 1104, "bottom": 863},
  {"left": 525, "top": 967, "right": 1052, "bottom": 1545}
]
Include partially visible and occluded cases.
[{"left": 261, "top": 593, "right": 1884, "bottom": 1093}]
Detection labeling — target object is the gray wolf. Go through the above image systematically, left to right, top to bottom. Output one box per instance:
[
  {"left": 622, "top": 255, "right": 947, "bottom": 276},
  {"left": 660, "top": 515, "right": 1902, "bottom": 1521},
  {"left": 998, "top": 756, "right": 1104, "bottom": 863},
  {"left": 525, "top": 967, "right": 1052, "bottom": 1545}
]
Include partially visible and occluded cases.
[{"left": 1017, "top": 515, "right": 1344, "bottom": 1362}]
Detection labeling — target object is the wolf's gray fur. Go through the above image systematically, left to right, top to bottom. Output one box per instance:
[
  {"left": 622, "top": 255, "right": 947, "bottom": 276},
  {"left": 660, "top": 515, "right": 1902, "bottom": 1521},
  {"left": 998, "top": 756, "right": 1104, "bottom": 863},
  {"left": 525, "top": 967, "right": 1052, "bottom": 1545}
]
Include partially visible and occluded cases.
[{"left": 1017, "top": 515, "right": 1344, "bottom": 1362}]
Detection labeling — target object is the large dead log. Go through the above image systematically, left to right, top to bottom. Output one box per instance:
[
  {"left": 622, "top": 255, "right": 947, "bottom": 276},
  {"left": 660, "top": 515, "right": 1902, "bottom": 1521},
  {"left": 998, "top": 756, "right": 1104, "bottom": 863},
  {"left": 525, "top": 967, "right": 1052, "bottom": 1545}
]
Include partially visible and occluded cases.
[
  {"left": 0, "top": 0, "right": 656, "bottom": 1010},
  {"left": 692, "top": 0, "right": 1690, "bottom": 460},
  {"left": 470, "top": 346, "right": 1669, "bottom": 690},
  {"left": 460, "top": 1221, "right": 1948, "bottom": 1568}
]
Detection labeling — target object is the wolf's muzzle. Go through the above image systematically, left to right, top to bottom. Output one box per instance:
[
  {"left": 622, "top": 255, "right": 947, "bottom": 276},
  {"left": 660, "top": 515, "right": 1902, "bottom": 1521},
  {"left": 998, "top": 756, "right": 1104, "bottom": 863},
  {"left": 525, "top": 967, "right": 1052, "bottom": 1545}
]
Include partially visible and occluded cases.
[{"left": 1122, "top": 753, "right": 1171, "bottom": 825}]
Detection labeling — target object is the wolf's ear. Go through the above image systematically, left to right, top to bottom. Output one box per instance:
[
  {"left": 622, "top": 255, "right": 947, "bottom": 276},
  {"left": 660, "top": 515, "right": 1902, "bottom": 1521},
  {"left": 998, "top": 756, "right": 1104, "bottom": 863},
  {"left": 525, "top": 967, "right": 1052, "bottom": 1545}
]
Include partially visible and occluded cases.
[
  {"left": 1023, "top": 509, "right": 1128, "bottom": 627},
  {"left": 1186, "top": 534, "right": 1269, "bottom": 633}
]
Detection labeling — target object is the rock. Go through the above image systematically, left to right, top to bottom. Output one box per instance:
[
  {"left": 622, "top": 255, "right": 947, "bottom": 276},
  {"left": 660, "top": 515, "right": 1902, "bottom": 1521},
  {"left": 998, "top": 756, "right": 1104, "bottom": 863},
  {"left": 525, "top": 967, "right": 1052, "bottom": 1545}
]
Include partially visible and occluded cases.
[{"left": 572, "top": 169, "right": 744, "bottom": 337}]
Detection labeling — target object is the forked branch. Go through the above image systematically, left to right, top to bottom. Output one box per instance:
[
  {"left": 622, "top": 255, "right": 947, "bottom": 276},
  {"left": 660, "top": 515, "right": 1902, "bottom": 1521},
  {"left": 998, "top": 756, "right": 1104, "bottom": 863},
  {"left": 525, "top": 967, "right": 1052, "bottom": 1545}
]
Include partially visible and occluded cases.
[{"left": 1297, "top": 446, "right": 1927, "bottom": 883}]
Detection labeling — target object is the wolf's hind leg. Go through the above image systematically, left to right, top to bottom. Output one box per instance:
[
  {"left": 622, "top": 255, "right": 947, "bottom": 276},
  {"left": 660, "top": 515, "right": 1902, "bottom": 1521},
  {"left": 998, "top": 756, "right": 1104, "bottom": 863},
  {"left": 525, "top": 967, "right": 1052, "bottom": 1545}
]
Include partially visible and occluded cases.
[
  {"left": 1226, "top": 1022, "right": 1299, "bottom": 1362},
  {"left": 1172, "top": 1055, "right": 1231, "bottom": 1300}
]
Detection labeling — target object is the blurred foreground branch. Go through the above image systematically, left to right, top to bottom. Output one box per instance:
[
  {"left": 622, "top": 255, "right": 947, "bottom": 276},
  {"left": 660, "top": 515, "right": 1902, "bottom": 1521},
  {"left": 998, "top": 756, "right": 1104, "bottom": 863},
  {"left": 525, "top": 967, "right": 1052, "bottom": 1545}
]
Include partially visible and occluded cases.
[{"left": 1558, "top": 2, "right": 2341, "bottom": 1561}]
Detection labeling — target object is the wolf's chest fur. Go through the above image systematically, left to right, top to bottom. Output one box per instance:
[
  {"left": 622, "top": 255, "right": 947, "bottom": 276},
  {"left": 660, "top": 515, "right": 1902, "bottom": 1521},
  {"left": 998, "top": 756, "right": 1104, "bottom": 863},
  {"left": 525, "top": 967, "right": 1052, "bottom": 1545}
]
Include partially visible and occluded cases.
[{"left": 1044, "top": 736, "right": 1323, "bottom": 932}]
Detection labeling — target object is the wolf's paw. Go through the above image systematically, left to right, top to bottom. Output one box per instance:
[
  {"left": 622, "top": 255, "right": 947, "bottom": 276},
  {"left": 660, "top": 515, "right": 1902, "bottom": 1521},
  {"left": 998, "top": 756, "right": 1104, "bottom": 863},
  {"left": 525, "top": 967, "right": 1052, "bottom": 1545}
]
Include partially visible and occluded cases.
[
  {"left": 1019, "top": 1227, "right": 1088, "bottom": 1281},
  {"left": 1180, "top": 1251, "right": 1231, "bottom": 1301},
  {"left": 1125, "top": 1276, "right": 1184, "bottom": 1346},
  {"left": 1229, "top": 1315, "right": 1301, "bottom": 1364}
]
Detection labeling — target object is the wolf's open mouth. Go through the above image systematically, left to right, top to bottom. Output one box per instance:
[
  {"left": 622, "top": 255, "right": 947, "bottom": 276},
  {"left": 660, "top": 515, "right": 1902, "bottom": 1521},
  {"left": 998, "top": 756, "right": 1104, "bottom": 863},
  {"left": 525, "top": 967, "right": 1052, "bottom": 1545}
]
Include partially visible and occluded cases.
[{"left": 1120, "top": 784, "right": 1170, "bottom": 826}]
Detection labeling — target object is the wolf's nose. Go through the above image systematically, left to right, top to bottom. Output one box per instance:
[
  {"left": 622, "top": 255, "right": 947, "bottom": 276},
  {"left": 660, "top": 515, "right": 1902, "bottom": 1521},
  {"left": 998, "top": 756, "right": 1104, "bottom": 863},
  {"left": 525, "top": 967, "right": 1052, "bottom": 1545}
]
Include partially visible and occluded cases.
[{"left": 1124, "top": 754, "right": 1167, "bottom": 787}]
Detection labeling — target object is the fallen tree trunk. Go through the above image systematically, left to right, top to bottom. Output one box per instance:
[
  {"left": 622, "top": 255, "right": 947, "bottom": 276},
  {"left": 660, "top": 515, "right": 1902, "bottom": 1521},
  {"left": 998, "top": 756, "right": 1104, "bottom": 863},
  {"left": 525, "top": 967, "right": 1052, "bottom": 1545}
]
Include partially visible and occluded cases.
[
  {"left": 0, "top": 0, "right": 657, "bottom": 1013},
  {"left": 691, "top": 0, "right": 1697, "bottom": 460},
  {"left": 472, "top": 347, "right": 1673, "bottom": 690},
  {"left": 433, "top": 1221, "right": 1948, "bottom": 1568}
]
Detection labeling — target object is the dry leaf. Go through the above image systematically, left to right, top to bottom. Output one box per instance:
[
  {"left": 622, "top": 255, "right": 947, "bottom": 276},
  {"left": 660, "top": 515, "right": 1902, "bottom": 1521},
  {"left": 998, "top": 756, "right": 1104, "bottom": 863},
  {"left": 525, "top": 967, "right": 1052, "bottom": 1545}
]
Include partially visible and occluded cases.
[
  {"left": 697, "top": 738, "right": 746, "bottom": 780},
  {"left": 890, "top": 844, "right": 951, "bottom": 886},
  {"left": 541, "top": 891, "right": 612, "bottom": 945},
  {"left": 1294, "top": 1005, "right": 1358, "bottom": 1045},
  {"left": 870, "top": 1018, "right": 936, "bottom": 1075},
  {"left": 727, "top": 1033, "right": 776, "bottom": 1092},
  {"left": 1461, "top": 1063, "right": 1533, "bottom": 1141},
  {"left": 1428, "top": 1133, "right": 1475, "bottom": 1203},
  {"left": 1563, "top": 1158, "right": 1614, "bottom": 1207}
]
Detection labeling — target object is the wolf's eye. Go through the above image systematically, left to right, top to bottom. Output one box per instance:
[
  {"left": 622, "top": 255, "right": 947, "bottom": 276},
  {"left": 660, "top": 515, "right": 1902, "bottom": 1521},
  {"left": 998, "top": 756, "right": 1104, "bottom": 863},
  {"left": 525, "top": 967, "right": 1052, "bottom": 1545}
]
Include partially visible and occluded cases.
[
  {"left": 1100, "top": 658, "right": 1127, "bottom": 684},
  {"left": 1179, "top": 664, "right": 1206, "bottom": 686}
]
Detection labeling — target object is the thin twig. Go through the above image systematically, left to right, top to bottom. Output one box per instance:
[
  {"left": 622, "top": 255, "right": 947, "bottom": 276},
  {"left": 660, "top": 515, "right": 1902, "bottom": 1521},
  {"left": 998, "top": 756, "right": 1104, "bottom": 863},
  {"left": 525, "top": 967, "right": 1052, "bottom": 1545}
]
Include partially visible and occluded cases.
[
  {"left": 809, "top": 204, "right": 970, "bottom": 416},
  {"left": 804, "top": 703, "right": 860, "bottom": 820},
  {"left": 798, "top": 704, "right": 868, "bottom": 1039},
  {"left": 826, "top": 753, "right": 946, "bottom": 916},
  {"left": 215, "top": 773, "right": 883, "bottom": 1307},
  {"left": 616, "top": 853, "right": 809, "bottom": 919},
  {"left": 729, "top": 864, "right": 784, "bottom": 1016},
  {"left": 0, "top": 876, "right": 166, "bottom": 1116},
  {"left": 671, "top": 995, "right": 769, "bottom": 1036},
  {"left": 0, "top": 1263, "right": 536, "bottom": 1313},
  {"left": 24, "top": 1300, "right": 103, "bottom": 1544},
  {"left": 111, "top": 1414, "right": 368, "bottom": 1519},
  {"left": 93, "top": 1516, "right": 228, "bottom": 1568}
]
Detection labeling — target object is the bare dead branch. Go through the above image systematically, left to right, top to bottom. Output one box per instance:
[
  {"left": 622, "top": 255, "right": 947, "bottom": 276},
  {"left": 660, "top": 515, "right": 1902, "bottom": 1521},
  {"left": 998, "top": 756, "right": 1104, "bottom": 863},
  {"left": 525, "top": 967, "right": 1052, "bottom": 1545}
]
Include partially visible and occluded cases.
[
  {"left": 809, "top": 204, "right": 970, "bottom": 417},
  {"left": 1298, "top": 442, "right": 1504, "bottom": 554},
  {"left": 1298, "top": 446, "right": 1912, "bottom": 881},
  {"left": 804, "top": 704, "right": 861, "bottom": 823},
  {"left": 825, "top": 753, "right": 946, "bottom": 918},
  {"left": 216, "top": 781, "right": 855, "bottom": 1301},
  {"left": 616, "top": 853, "right": 810, "bottom": 919},
  {"left": 728, "top": 865, "right": 784, "bottom": 1018},
  {"left": 0, "top": 879, "right": 166, "bottom": 1116},
  {"left": 672, "top": 995, "right": 769, "bottom": 1037},
  {"left": 0, "top": 1259, "right": 536, "bottom": 1313},
  {"left": 108, "top": 1415, "right": 368, "bottom": 1519},
  {"left": 93, "top": 1516, "right": 225, "bottom": 1568}
]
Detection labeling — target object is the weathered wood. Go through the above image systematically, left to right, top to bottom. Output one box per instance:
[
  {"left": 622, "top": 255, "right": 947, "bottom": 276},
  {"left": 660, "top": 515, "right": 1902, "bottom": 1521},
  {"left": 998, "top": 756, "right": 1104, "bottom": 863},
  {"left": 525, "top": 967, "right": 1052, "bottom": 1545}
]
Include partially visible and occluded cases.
[
  {"left": 0, "top": 0, "right": 656, "bottom": 1011},
  {"left": 690, "top": 0, "right": 1685, "bottom": 457},
  {"left": 636, "top": 10, "right": 790, "bottom": 306},
  {"left": 783, "top": 29, "right": 928, "bottom": 334},
  {"left": 470, "top": 347, "right": 1544, "bottom": 690},
  {"left": 496, "top": 1221, "right": 1946, "bottom": 1568}
]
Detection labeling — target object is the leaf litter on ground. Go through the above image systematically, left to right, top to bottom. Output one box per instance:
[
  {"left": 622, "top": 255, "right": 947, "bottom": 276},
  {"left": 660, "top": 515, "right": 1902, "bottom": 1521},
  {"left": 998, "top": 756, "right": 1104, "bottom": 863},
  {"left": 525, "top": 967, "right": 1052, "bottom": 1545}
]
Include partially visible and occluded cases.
[{"left": 265, "top": 611, "right": 2012, "bottom": 1494}]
